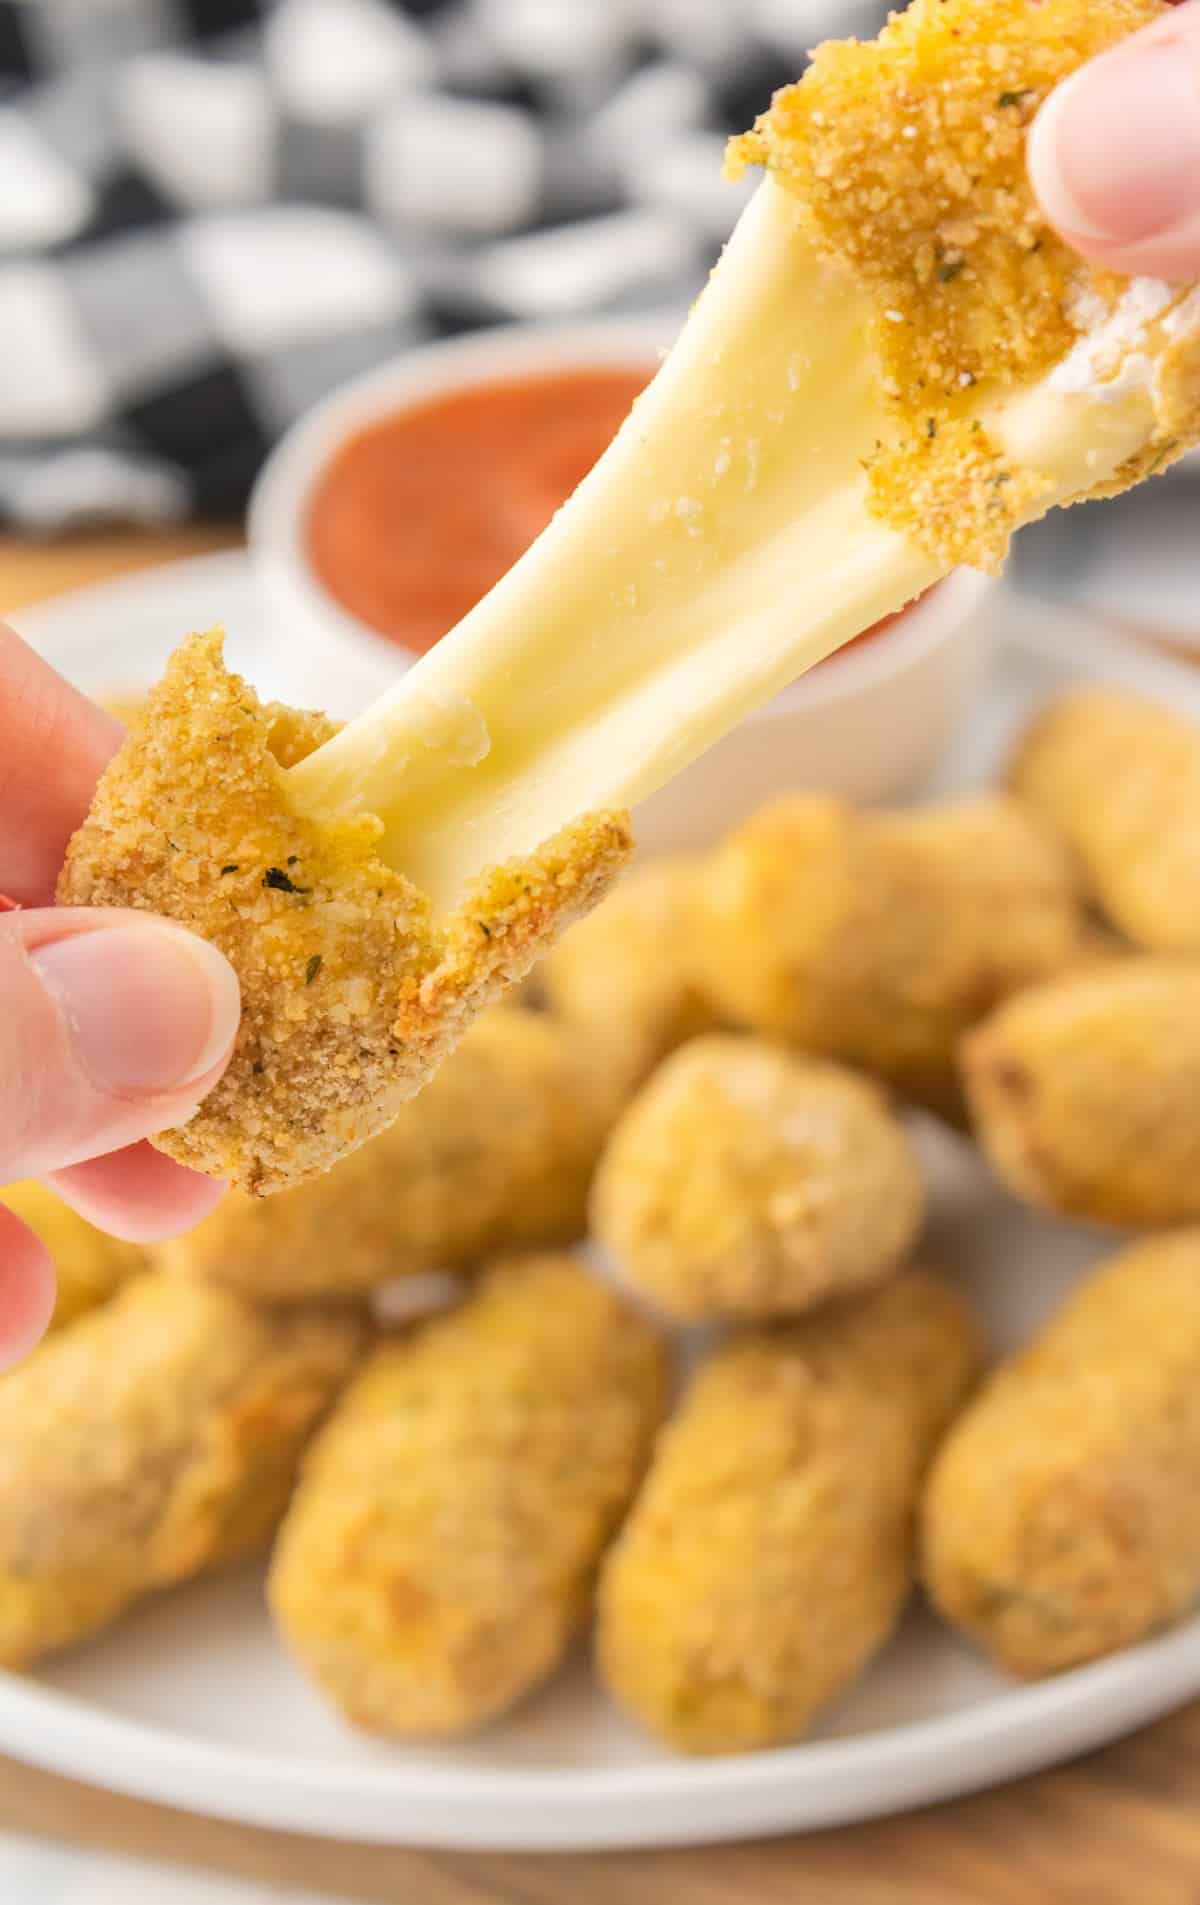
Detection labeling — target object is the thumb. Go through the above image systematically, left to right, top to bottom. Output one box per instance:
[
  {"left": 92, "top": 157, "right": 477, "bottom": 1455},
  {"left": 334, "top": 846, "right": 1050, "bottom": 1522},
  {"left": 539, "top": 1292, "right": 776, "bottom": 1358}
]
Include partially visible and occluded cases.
[
  {"left": 1028, "top": 2, "right": 1200, "bottom": 282},
  {"left": 0, "top": 910, "right": 240, "bottom": 1181}
]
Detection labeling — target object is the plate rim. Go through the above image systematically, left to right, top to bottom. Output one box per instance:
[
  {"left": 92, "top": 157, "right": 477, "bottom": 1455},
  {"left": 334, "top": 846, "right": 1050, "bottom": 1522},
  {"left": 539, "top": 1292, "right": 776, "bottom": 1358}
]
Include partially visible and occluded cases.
[
  {"left": 10, "top": 548, "right": 253, "bottom": 650},
  {"left": 0, "top": 1616, "right": 1197, "bottom": 1848}
]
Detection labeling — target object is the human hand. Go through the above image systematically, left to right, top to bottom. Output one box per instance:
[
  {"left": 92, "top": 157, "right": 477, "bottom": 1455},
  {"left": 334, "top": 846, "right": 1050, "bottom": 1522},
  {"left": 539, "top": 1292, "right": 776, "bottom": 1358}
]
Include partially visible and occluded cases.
[
  {"left": 1028, "top": 0, "right": 1200, "bottom": 280},
  {"left": 0, "top": 623, "right": 240, "bottom": 1367}
]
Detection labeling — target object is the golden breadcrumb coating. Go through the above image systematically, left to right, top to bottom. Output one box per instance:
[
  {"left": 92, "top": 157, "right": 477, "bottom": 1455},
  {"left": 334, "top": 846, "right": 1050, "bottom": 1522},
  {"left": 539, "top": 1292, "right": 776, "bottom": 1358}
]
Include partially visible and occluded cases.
[
  {"left": 728, "top": 0, "right": 1192, "bottom": 571},
  {"left": 58, "top": 631, "right": 631, "bottom": 1195},
  {"left": 1010, "top": 687, "right": 1200, "bottom": 954},
  {"left": 690, "top": 793, "right": 1094, "bottom": 1120},
  {"left": 539, "top": 856, "right": 718, "bottom": 1088},
  {"left": 963, "top": 960, "right": 1200, "bottom": 1229},
  {"left": 165, "top": 1006, "right": 632, "bottom": 1304},
  {"left": 591, "top": 1036, "right": 923, "bottom": 1321},
  {"left": 0, "top": 1182, "right": 144, "bottom": 1332},
  {"left": 923, "top": 1232, "right": 1200, "bottom": 1677},
  {"left": 269, "top": 1255, "right": 668, "bottom": 1737},
  {"left": 597, "top": 1271, "right": 980, "bottom": 1754},
  {"left": 0, "top": 1274, "right": 364, "bottom": 1667}
]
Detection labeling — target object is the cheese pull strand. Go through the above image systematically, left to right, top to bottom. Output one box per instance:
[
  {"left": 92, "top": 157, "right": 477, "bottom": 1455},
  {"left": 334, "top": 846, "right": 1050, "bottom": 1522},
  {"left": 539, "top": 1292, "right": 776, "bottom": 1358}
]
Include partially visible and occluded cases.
[
  {"left": 288, "top": 183, "right": 938, "bottom": 908},
  {"left": 288, "top": 184, "right": 1180, "bottom": 912}
]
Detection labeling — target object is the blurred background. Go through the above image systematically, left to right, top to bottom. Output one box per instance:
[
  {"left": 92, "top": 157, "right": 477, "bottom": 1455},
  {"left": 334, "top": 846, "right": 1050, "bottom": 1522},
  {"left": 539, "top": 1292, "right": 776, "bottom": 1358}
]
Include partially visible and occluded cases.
[
  {"left": 0, "top": 0, "right": 1194, "bottom": 647},
  {"left": 0, "top": 0, "right": 884, "bottom": 529}
]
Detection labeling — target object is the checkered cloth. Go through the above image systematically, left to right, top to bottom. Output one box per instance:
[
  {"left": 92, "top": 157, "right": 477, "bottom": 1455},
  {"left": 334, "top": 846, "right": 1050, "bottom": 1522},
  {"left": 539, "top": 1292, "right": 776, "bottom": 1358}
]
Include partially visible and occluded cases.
[{"left": 0, "top": 0, "right": 888, "bottom": 532}]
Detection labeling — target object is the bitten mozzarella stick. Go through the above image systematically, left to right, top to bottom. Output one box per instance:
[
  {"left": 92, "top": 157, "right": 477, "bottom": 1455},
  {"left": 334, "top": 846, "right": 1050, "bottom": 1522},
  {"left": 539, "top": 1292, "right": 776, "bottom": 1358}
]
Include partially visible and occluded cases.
[
  {"left": 59, "top": 633, "right": 629, "bottom": 1196},
  {"left": 1010, "top": 688, "right": 1200, "bottom": 955},
  {"left": 691, "top": 794, "right": 1093, "bottom": 1118},
  {"left": 963, "top": 960, "right": 1200, "bottom": 1229},
  {"left": 166, "top": 1007, "right": 630, "bottom": 1304},
  {"left": 591, "top": 1036, "right": 924, "bottom": 1321},
  {"left": 0, "top": 1182, "right": 144, "bottom": 1332},
  {"left": 923, "top": 1233, "right": 1200, "bottom": 1677},
  {"left": 269, "top": 1256, "right": 668, "bottom": 1737},
  {"left": 597, "top": 1271, "right": 980, "bottom": 1753},
  {"left": 0, "top": 1275, "right": 364, "bottom": 1667}
]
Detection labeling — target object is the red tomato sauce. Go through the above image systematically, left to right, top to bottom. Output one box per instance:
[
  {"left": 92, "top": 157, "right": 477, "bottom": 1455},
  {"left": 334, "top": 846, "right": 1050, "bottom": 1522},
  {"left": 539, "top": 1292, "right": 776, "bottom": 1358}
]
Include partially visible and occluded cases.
[
  {"left": 306, "top": 362, "right": 939, "bottom": 661},
  {"left": 307, "top": 366, "right": 653, "bottom": 656}
]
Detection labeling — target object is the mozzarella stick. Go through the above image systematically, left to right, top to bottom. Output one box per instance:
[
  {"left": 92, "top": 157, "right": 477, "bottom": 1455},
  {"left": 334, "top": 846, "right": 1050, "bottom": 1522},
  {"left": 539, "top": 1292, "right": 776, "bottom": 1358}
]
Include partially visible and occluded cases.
[
  {"left": 59, "top": 635, "right": 628, "bottom": 1195},
  {"left": 1010, "top": 688, "right": 1200, "bottom": 954},
  {"left": 691, "top": 793, "right": 1094, "bottom": 1119},
  {"left": 539, "top": 857, "right": 717, "bottom": 1086},
  {"left": 963, "top": 960, "right": 1200, "bottom": 1228},
  {"left": 166, "top": 1007, "right": 630, "bottom": 1304},
  {"left": 591, "top": 1036, "right": 924, "bottom": 1321},
  {"left": 923, "top": 1233, "right": 1200, "bottom": 1676},
  {"left": 269, "top": 1255, "right": 668, "bottom": 1737},
  {"left": 597, "top": 1271, "right": 980, "bottom": 1752},
  {"left": 0, "top": 1275, "right": 364, "bottom": 1667}
]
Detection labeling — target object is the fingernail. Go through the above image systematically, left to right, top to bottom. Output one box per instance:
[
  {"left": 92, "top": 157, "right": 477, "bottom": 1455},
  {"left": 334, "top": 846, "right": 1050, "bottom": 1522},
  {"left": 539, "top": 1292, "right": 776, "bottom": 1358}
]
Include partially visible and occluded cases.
[
  {"left": 1029, "top": 38, "right": 1200, "bottom": 244},
  {"left": 31, "top": 922, "right": 240, "bottom": 1094}
]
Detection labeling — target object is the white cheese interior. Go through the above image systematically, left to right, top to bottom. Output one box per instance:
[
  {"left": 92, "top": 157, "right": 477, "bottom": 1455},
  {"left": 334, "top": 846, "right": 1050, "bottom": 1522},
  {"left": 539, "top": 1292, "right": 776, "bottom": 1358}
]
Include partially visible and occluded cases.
[{"left": 287, "top": 178, "right": 1176, "bottom": 911}]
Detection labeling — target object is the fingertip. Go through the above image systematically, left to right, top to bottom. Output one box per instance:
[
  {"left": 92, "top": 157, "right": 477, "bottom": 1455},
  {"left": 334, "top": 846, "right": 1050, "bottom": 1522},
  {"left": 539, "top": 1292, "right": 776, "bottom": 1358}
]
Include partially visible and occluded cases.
[
  {"left": 1028, "top": 20, "right": 1200, "bottom": 278},
  {"left": 1026, "top": 71, "right": 1112, "bottom": 246},
  {"left": 0, "top": 908, "right": 243, "bottom": 1182},
  {"left": 28, "top": 917, "right": 241, "bottom": 1097},
  {"left": 49, "top": 1142, "right": 226, "bottom": 1245},
  {"left": 0, "top": 1204, "right": 57, "bottom": 1369}
]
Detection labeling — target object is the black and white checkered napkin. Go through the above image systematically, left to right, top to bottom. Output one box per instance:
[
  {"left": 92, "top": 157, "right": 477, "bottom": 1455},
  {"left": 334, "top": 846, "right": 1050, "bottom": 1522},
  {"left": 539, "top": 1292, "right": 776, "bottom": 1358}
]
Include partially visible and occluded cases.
[{"left": 0, "top": 0, "right": 888, "bottom": 533}]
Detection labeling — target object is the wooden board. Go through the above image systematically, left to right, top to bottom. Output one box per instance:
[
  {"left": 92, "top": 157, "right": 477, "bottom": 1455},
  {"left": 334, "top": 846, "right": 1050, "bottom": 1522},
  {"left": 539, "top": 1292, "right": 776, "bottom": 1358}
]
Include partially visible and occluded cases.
[
  {"left": 0, "top": 526, "right": 242, "bottom": 614},
  {"left": 2, "top": 1708, "right": 1200, "bottom": 1905}
]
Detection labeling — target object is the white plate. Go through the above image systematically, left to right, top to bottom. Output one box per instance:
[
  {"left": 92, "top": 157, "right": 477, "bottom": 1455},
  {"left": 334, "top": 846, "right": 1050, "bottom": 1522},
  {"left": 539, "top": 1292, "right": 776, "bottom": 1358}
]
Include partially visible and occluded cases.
[{"left": 5, "top": 557, "right": 1200, "bottom": 1852}]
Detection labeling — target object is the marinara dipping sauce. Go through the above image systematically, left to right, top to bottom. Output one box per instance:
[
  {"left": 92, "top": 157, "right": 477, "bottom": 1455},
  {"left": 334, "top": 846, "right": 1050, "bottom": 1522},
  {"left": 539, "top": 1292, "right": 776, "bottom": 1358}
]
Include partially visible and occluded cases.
[
  {"left": 305, "top": 358, "right": 940, "bottom": 663},
  {"left": 306, "top": 366, "right": 653, "bottom": 657}
]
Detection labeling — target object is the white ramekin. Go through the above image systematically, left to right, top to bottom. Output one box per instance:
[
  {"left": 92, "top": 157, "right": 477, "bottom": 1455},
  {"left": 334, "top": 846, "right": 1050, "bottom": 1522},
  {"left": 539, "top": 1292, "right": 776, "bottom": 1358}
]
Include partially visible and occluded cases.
[{"left": 248, "top": 318, "right": 995, "bottom": 851}]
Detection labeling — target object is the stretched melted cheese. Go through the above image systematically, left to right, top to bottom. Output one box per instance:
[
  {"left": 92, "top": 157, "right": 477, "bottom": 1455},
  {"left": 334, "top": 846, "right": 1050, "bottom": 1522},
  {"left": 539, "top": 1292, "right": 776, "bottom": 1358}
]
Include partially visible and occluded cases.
[
  {"left": 288, "top": 0, "right": 1196, "bottom": 912},
  {"left": 288, "top": 182, "right": 938, "bottom": 907}
]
